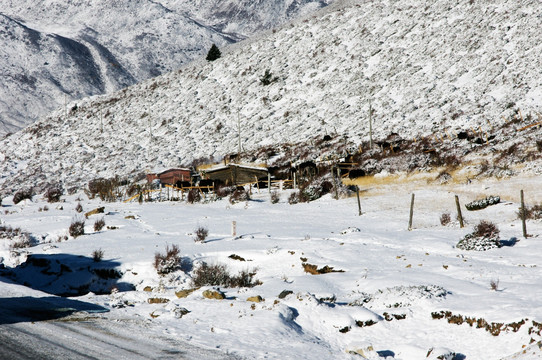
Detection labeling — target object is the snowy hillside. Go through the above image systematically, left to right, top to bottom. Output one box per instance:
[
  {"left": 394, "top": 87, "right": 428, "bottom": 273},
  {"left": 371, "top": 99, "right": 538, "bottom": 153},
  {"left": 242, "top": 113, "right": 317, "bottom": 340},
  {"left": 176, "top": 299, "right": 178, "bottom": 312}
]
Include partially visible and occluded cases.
[
  {"left": 0, "top": 0, "right": 331, "bottom": 134},
  {"left": 1, "top": 0, "right": 542, "bottom": 193}
]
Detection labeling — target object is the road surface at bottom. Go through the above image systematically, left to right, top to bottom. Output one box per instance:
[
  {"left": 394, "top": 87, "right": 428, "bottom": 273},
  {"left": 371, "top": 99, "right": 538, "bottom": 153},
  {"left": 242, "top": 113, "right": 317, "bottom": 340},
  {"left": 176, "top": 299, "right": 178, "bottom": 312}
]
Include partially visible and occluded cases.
[{"left": 0, "top": 295, "right": 240, "bottom": 360}]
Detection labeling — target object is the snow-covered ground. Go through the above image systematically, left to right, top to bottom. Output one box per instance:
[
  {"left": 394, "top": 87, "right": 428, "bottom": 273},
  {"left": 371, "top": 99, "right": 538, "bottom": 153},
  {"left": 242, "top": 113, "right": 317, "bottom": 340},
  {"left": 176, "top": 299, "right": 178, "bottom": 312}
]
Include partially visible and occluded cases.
[{"left": 2, "top": 172, "right": 542, "bottom": 359}]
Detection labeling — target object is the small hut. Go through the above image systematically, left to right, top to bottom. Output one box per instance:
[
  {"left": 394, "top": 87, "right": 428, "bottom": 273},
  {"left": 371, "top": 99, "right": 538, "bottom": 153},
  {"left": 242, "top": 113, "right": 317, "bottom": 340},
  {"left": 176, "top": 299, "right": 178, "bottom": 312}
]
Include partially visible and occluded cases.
[
  {"left": 202, "top": 164, "right": 268, "bottom": 186},
  {"left": 146, "top": 168, "right": 192, "bottom": 186}
]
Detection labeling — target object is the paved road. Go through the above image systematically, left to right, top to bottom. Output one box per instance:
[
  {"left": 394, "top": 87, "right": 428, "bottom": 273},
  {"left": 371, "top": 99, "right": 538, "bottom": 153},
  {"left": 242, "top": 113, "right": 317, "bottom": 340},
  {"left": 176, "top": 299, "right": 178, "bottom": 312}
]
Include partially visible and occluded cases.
[{"left": 0, "top": 296, "right": 239, "bottom": 360}]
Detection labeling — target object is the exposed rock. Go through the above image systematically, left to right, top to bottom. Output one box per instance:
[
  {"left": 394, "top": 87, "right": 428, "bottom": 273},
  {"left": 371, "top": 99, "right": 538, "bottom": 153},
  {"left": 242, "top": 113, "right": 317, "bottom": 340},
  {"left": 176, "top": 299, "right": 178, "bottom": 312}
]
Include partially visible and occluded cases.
[
  {"left": 465, "top": 196, "right": 500, "bottom": 211},
  {"left": 84, "top": 207, "right": 105, "bottom": 218},
  {"left": 456, "top": 233, "right": 501, "bottom": 251},
  {"left": 143, "top": 286, "right": 152, "bottom": 292},
  {"left": 175, "top": 288, "right": 198, "bottom": 298},
  {"left": 202, "top": 289, "right": 225, "bottom": 300},
  {"left": 278, "top": 290, "right": 293, "bottom": 299},
  {"left": 247, "top": 295, "right": 264, "bottom": 303},
  {"left": 147, "top": 297, "right": 169, "bottom": 304}
]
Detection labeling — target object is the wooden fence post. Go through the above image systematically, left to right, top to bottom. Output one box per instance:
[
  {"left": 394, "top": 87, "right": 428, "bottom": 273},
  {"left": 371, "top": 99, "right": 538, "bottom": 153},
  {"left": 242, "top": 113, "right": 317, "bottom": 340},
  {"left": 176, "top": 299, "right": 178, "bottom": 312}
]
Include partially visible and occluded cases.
[
  {"left": 333, "top": 168, "right": 339, "bottom": 200},
  {"left": 268, "top": 173, "right": 271, "bottom": 193},
  {"left": 356, "top": 186, "right": 362, "bottom": 216},
  {"left": 521, "top": 190, "right": 527, "bottom": 238},
  {"left": 408, "top": 193, "right": 415, "bottom": 231},
  {"left": 455, "top": 195, "right": 464, "bottom": 228},
  {"left": 232, "top": 221, "right": 237, "bottom": 237}
]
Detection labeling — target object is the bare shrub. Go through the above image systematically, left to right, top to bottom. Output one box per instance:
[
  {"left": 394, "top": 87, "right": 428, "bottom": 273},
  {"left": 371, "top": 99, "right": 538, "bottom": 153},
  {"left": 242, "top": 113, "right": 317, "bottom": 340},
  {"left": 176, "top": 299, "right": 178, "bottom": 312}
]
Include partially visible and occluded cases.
[
  {"left": 87, "top": 177, "right": 124, "bottom": 202},
  {"left": 45, "top": 185, "right": 63, "bottom": 203},
  {"left": 215, "top": 185, "right": 235, "bottom": 198},
  {"left": 13, "top": 188, "right": 33, "bottom": 204},
  {"left": 229, "top": 188, "right": 250, "bottom": 204},
  {"left": 187, "top": 189, "right": 201, "bottom": 203},
  {"left": 270, "top": 191, "right": 280, "bottom": 204},
  {"left": 288, "top": 191, "right": 302, "bottom": 204},
  {"left": 75, "top": 203, "right": 83, "bottom": 213},
  {"left": 518, "top": 204, "right": 542, "bottom": 220},
  {"left": 440, "top": 213, "right": 451, "bottom": 226},
  {"left": 69, "top": 217, "right": 85, "bottom": 238},
  {"left": 94, "top": 218, "right": 105, "bottom": 232},
  {"left": 457, "top": 220, "right": 501, "bottom": 251},
  {"left": 473, "top": 220, "right": 500, "bottom": 239},
  {"left": 194, "top": 226, "right": 209, "bottom": 242},
  {"left": 154, "top": 244, "right": 181, "bottom": 275},
  {"left": 92, "top": 248, "right": 104, "bottom": 262},
  {"left": 191, "top": 262, "right": 260, "bottom": 288},
  {"left": 490, "top": 279, "right": 499, "bottom": 291}
]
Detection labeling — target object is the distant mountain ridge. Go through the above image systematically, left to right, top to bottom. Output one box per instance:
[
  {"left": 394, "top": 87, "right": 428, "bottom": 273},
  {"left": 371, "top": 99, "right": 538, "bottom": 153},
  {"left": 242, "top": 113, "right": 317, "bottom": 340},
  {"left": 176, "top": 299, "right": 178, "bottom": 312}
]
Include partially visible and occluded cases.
[
  {"left": 0, "top": 0, "right": 332, "bottom": 134},
  {"left": 1, "top": 0, "right": 542, "bottom": 194}
]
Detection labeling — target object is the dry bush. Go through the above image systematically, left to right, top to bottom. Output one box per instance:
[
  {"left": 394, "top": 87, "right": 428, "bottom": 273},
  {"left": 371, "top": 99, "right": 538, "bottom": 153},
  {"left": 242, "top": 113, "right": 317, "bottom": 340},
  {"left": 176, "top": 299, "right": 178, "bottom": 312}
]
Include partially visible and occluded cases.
[
  {"left": 87, "top": 177, "right": 123, "bottom": 202},
  {"left": 45, "top": 185, "right": 63, "bottom": 203},
  {"left": 215, "top": 185, "right": 235, "bottom": 198},
  {"left": 13, "top": 188, "right": 33, "bottom": 204},
  {"left": 229, "top": 188, "right": 250, "bottom": 204},
  {"left": 187, "top": 189, "right": 201, "bottom": 203},
  {"left": 270, "top": 191, "right": 280, "bottom": 204},
  {"left": 288, "top": 191, "right": 309, "bottom": 204},
  {"left": 75, "top": 203, "right": 83, "bottom": 213},
  {"left": 518, "top": 204, "right": 542, "bottom": 220},
  {"left": 440, "top": 213, "right": 451, "bottom": 226},
  {"left": 69, "top": 217, "right": 85, "bottom": 238},
  {"left": 94, "top": 218, "right": 105, "bottom": 232},
  {"left": 457, "top": 220, "right": 501, "bottom": 251},
  {"left": 473, "top": 220, "right": 500, "bottom": 239},
  {"left": 0, "top": 226, "right": 33, "bottom": 249},
  {"left": 194, "top": 226, "right": 209, "bottom": 242},
  {"left": 154, "top": 244, "right": 181, "bottom": 275},
  {"left": 92, "top": 248, "right": 104, "bottom": 262},
  {"left": 191, "top": 262, "right": 260, "bottom": 288},
  {"left": 490, "top": 279, "right": 499, "bottom": 291}
]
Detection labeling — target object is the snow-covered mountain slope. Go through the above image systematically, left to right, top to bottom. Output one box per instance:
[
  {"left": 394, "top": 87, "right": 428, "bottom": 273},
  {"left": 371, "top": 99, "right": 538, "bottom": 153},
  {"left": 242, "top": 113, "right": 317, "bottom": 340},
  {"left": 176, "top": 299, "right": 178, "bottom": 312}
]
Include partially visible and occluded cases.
[
  {"left": 0, "top": 0, "right": 331, "bottom": 134},
  {"left": 1, "top": 0, "right": 542, "bottom": 193},
  {"left": 166, "top": 0, "right": 332, "bottom": 37}
]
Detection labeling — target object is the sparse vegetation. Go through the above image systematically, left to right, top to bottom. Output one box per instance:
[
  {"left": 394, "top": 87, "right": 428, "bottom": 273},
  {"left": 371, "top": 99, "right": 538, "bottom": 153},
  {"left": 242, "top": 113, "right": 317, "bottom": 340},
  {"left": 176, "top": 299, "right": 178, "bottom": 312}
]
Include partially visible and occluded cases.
[
  {"left": 260, "top": 69, "right": 278, "bottom": 85},
  {"left": 87, "top": 177, "right": 124, "bottom": 202},
  {"left": 45, "top": 185, "right": 63, "bottom": 203},
  {"left": 13, "top": 188, "right": 33, "bottom": 204},
  {"left": 229, "top": 188, "right": 250, "bottom": 204},
  {"left": 187, "top": 189, "right": 201, "bottom": 203},
  {"left": 270, "top": 190, "right": 280, "bottom": 204},
  {"left": 75, "top": 202, "right": 83, "bottom": 213},
  {"left": 518, "top": 204, "right": 542, "bottom": 220},
  {"left": 440, "top": 212, "right": 451, "bottom": 226},
  {"left": 69, "top": 217, "right": 85, "bottom": 238},
  {"left": 94, "top": 218, "right": 105, "bottom": 232},
  {"left": 457, "top": 220, "right": 501, "bottom": 251},
  {"left": 473, "top": 220, "right": 500, "bottom": 239},
  {"left": 193, "top": 226, "right": 209, "bottom": 242},
  {"left": 154, "top": 244, "right": 181, "bottom": 275},
  {"left": 92, "top": 248, "right": 104, "bottom": 262},
  {"left": 191, "top": 262, "right": 261, "bottom": 288},
  {"left": 490, "top": 279, "right": 499, "bottom": 291}
]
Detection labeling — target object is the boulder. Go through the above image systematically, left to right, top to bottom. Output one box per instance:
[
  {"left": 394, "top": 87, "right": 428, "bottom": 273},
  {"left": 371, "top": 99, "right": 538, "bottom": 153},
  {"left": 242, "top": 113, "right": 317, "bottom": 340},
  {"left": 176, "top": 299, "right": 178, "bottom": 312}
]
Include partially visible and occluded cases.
[
  {"left": 85, "top": 207, "right": 105, "bottom": 218},
  {"left": 202, "top": 289, "right": 225, "bottom": 300},
  {"left": 247, "top": 295, "right": 264, "bottom": 303}
]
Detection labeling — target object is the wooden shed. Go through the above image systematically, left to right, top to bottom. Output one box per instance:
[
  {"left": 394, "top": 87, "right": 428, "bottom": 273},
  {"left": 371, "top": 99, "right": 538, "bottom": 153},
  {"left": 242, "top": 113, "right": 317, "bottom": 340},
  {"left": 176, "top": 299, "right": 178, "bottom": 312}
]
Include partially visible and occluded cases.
[
  {"left": 202, "top": 164, "right": 268, "bottom": 186},
  {"left": 146, "top": 168, "right": 192, "bottom": 185}
]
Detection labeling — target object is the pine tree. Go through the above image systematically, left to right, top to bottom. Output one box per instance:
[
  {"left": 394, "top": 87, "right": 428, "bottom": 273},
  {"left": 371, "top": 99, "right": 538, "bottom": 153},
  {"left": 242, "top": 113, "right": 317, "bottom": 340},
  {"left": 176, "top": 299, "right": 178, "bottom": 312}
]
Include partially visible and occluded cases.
[{"left": 206, "top": 44, "right": 221, "bottom": 61}]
